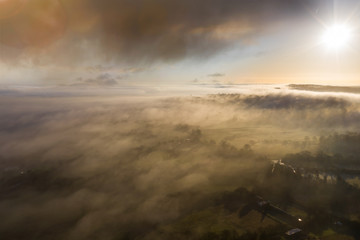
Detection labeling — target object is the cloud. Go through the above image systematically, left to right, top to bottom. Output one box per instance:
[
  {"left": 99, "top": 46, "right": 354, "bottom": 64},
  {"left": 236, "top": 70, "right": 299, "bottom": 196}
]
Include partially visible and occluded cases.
[
  {"left": 0, "top": 0, "right": 314, "bottom": 64},
  {"left": 0, "top": 0, "right": 66, "bottom": 48},
  {"left": 71, "top": 73, "right": 120, "bottom": 87},
  {"left": 208, "top": 73, "right": 225, "bottom": 78}
]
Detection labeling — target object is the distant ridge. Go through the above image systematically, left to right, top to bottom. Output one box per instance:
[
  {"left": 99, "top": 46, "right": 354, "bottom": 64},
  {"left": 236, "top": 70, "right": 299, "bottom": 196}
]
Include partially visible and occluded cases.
[{"left": 289, "top": 84, "right": 360, "bottom": 94}]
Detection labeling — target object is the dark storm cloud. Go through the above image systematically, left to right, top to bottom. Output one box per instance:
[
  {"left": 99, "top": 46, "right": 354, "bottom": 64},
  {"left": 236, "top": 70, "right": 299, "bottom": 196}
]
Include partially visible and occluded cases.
[{"left": 0, "top": 0, "right": 315, "bottom": 63}]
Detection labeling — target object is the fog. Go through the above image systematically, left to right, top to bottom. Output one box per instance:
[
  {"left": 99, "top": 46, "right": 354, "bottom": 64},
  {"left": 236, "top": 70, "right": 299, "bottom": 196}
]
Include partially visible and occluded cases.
[{"left": 1, "top": 86, "right": 360, "bottom": 239}]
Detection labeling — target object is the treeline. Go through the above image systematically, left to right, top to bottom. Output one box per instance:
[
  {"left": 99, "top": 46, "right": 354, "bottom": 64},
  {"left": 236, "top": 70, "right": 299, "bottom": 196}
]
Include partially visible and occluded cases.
[
  {"left": 319, "top": 132, "right": 360, "bottom": 157},
  {"left": 283, "top": 150, "right": 360, "bottom": 169}
]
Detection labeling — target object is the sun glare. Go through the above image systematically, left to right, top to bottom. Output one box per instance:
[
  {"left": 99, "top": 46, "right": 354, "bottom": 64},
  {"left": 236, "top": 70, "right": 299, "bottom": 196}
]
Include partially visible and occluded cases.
[{"left": 321, "top": 24, "right": 352, "bottom": 51}]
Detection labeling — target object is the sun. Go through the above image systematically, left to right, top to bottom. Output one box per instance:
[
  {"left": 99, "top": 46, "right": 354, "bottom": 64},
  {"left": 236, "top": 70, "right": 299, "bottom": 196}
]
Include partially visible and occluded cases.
[{"left": 321, "top": 24, "right": 352, "bottom": 51}]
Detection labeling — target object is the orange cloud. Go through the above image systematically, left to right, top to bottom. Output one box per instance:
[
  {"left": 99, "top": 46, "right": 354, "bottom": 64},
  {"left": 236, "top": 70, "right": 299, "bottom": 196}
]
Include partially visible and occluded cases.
[
  {"left": 0, "top": 0, "right": 66, "bottom": 48},
  {"left": 0, "top": 0, "right": 310, "bottom": 63}
]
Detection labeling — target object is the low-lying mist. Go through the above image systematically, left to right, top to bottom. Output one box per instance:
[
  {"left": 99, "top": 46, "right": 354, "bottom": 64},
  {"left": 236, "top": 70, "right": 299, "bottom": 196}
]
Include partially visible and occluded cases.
[{"left": 1, "top": 87, "right": 360, "bottom": 239}]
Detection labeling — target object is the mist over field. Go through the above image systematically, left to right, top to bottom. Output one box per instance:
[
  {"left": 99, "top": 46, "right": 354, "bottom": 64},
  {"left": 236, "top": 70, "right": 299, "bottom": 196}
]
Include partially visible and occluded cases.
[{"left": 1, "top": 85, "right": 360, "bottom": 239}]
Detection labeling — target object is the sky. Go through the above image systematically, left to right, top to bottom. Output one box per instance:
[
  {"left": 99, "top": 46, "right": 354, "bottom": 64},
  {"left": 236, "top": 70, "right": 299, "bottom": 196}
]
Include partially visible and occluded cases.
[{"left": 1, "top": 0, "right": 360, "bottom": 86}]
